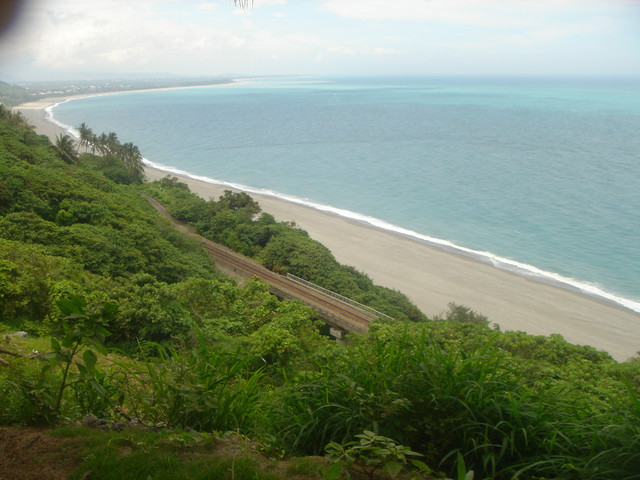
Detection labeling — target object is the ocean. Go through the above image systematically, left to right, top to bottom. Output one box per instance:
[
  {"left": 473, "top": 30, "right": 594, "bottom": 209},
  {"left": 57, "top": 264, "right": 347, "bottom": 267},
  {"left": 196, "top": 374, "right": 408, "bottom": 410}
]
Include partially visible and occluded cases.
[{"left": 50, "top": 76, "right": 640, "bottom": 314}]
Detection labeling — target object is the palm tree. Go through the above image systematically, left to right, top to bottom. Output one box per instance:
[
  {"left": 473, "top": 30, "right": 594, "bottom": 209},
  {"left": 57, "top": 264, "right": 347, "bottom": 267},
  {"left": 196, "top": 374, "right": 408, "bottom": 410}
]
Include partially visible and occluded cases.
[
  {"left": 0, "top": 105, "right": 29, "bottom": 129},
  {"left": 69, "top": 122, "right": 145, "bottom": 180},
  {"left": 77, "top": 122, "right": 94, "bottom": 151},
  {"left": 106, "top": 131, "right": 120, "bottom": 155},
  {"left": 88, "top": 132, "right": 98, "bottom": 154},
  {"left": 96, "top": 133, "right": 109, "bottom": 155},
  {"left": 54, "top": 134, "right": 78, "bottom": 164},
  {"left": 120, "top": 142, "right": 145, "bottom": 181}
]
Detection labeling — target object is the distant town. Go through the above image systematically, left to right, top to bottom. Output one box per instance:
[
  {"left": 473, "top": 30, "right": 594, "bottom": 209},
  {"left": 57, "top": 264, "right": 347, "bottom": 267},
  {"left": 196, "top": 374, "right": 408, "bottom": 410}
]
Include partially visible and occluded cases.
[{"left": 0, "top": 77, "right": 233, "bottom": 106}]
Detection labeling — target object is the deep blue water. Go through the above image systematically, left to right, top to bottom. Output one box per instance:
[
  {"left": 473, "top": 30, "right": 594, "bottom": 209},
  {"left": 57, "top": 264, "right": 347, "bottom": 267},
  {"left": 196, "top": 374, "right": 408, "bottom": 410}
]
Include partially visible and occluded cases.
[{"left": 51, "top": 76, "right": 640, "bottom": 313}]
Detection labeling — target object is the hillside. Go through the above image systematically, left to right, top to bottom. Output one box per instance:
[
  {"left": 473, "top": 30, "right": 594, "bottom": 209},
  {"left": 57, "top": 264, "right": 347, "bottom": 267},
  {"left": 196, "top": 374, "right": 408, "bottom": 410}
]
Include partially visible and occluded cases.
[
  {"left": 0, "top": 78, "right": 234, "bottom": 107},
  {"left": 0, "top": 82, "right": 35, "bottom": 106},
  {"left": 1, "top": 109, "right": 640, "bottom": 479}
]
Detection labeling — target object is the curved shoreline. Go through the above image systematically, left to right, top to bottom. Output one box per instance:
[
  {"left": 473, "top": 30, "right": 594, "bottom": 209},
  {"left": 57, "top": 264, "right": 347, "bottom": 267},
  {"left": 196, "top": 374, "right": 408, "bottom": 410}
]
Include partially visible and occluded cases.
[
  {"left": 14, "top": 94, "right": 640, "bottom": 361},
  {"left": 142, "top": 158, "right": 640, "bottom": 315}
]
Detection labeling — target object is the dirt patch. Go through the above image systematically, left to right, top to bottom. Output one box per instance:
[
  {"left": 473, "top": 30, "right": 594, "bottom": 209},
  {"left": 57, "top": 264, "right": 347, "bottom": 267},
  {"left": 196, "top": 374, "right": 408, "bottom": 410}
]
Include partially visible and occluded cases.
[
  {"left": 0, "top": 426, "right": 80, "bottom": 480},
  {"left": 0, "top": 426, "right": 331, "bottom": 480},
  {"left": 0, "top": 426, "right": 421, "bottom": 480}
]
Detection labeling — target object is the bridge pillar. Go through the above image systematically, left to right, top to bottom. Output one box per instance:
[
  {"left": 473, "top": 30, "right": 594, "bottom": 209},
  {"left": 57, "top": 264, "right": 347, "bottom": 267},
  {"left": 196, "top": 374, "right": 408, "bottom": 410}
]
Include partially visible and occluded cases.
[{"left": 329, "top": 327, "right": 347, "bottom": 339}]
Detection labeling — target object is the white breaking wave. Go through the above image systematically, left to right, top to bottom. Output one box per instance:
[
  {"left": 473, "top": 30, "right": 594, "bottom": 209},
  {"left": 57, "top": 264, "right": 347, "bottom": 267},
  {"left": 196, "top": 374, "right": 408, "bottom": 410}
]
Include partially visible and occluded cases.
[{"left": 46, "top": 101, "right": 80, "bottom": 138}]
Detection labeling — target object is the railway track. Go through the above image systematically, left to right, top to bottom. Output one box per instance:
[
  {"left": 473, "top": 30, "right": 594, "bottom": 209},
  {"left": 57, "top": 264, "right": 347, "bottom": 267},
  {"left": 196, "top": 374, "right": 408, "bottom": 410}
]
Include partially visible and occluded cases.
[{"left": 143, "top": 194, "right": 376, "bottom": 334}]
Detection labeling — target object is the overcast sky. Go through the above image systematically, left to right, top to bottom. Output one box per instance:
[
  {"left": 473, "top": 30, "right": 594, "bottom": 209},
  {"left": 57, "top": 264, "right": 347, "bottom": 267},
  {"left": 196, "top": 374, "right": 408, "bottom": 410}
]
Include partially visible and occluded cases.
[{"left": 1, "top": 0, "right": 639, "bottom": 81}]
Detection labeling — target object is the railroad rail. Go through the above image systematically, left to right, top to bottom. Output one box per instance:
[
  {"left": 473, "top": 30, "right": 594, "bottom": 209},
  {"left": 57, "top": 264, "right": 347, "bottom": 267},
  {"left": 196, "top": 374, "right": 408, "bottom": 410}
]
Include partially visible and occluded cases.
[
  {"left": 142, "top": 194, "right": 381, "bottom": 334},
  {"left": 286, "top": 273, "right": 393, "bottom": 321}
]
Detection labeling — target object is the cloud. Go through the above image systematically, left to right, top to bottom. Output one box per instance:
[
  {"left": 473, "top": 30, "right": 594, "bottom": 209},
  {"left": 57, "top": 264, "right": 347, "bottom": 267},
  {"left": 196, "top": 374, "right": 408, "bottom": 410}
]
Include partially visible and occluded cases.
[
  {"left": 2, "top": 0, "right": 638, "bottom": 78},
  {"left": 4, "top": 0, "right": 261, "bottom": 72},
  {"left": 11, "top": 0, "right": 325, "bottom": 75},
  {"left": 254, "top": 0, "right": 288, "bottom": 6},
  {"left": 320, "top": 0, "right": 629, "bottom": 30},
  {"left": 320, "top": 0, "right": 533, "bottom": 26},
  {"left": 196, "top": 2, "right": 219, "bottom": 11},
  {"left": 327, "top": 45, "right": 401, "bottom": 56},
  {"left": 327, "top": 46, "right": 357, "bottom": 55},
  {"left": 370, "top": 47, "right": 400, "bottom": 56}
]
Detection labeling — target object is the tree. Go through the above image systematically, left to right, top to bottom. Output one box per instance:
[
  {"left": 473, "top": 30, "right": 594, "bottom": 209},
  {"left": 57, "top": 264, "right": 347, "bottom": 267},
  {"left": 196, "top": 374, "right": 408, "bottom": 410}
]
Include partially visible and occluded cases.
[
  {"left": 0, "top": 104, "right": 29, "bottom": 129},
  {"left": 74, "top": 122, "right": 146, "bottom": 182},
  {"left": 77, "top": 122, "right": 94, "bottom": 152},
  {"left": 105, "top": 132, "right": 120, "bottom": 154},
  {"left": 96, "top": 133, "right": 109, "bottom": 155},
  {"left": 54, "top": 134, "right": 78, "bottom": 164},
  {"left": 119, "top": 142, "right": 145, "bottom": 182},
  {"left": 47, "top": 295, "right": 115, "bottom": 414}
]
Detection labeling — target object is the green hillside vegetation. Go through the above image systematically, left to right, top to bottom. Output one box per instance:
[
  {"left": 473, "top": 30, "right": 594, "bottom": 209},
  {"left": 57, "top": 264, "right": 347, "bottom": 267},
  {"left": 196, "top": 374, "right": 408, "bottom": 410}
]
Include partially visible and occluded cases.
[
  {"left": 0, "top": 82, "right": 36, "bottom": 106},
  {"left": 1, "top": 111, "right": 639, "bottom": 479},
  {"left": 143, "top": 177, "right": 426, "bottom": 323}
]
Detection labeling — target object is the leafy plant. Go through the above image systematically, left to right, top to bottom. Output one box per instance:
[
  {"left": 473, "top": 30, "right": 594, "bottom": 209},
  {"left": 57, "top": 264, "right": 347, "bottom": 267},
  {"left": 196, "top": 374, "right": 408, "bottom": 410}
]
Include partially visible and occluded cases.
[
  {"left": 45, "top": 295, "right": 116, "bottom": 414},
  {"left": 120, "top": 338, "right": 266, "bottom": 432},
  {"left": 1, "top": 358, "right": 60, "bottom": 425},
  {"left": 325, "top": 430, "right": 425, "bottom": 479}
]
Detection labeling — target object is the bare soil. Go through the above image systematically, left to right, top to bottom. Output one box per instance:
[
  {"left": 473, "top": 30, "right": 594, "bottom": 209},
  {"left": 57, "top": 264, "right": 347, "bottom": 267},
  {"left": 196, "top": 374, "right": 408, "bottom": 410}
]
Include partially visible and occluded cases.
[
  {"left": 0, "top": 426, "right": 334, "bottom": 480},
  {"left": 0, "top": 427, "right": 81, "bottom": 480}
]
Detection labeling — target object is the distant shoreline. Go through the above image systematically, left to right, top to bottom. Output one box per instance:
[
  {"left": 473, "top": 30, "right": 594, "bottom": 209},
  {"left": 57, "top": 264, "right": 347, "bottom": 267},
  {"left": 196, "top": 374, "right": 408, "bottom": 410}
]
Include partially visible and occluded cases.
[
  {"left": 16, "top": 78, "right": 242, "bottom": 110},
  {"left": 14, "top": 91, "right": 640, "bottom": 362}
]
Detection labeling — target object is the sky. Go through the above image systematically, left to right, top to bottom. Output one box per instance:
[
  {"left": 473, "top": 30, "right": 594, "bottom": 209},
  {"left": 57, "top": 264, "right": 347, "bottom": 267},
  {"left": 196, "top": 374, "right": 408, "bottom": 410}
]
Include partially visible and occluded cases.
[{"left": 1, "top": 0, "right": 639, "bottom": 81}]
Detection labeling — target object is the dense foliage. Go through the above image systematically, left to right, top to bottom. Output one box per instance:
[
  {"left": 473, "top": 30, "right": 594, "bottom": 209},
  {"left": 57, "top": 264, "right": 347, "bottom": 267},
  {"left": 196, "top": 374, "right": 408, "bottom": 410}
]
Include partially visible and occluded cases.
[
  {"left": 0, "top": 83, "right": 36, "bottom": 106},
  {"left": 1, "top": 113, "right": 640, "bottom": 479},
  {"left": 143, "top": 178, "right": 426, "bottom": 322}
]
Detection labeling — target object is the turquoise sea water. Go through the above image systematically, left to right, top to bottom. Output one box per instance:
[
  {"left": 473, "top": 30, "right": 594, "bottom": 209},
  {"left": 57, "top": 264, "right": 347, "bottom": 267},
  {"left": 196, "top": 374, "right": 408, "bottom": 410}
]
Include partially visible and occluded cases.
[{"left": 50, "top": 76, "right": 640, "bottom": 313}]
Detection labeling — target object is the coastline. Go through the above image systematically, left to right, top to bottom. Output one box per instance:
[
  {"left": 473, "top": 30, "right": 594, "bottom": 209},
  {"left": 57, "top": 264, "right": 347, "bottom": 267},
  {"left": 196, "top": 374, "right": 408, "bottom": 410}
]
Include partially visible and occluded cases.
[{"left": 14, "top": 94, "right": 640, "bottom": 362}]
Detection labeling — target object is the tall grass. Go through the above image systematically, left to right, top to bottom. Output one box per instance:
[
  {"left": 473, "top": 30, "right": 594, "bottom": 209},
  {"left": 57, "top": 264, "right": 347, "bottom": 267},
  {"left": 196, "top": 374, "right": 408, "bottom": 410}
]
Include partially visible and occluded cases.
[
  {"left": 266, "top": 325, "right": 640, "bottom": 479},
  {"left": 266, "top": 334, "right": 417, "bottom": 454},
  {"left": 119, "top": 338, "right": 266, "bottom": 432},
  {"left": 0, "top": 356, "right": 59, "bottom": 425}
]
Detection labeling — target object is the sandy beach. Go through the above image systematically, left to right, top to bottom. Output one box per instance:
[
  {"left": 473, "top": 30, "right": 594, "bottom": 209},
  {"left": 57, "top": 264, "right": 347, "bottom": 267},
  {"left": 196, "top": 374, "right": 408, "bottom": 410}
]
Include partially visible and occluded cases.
[{"left": 14, "top": 96, "right": 640, "bottom": 362}]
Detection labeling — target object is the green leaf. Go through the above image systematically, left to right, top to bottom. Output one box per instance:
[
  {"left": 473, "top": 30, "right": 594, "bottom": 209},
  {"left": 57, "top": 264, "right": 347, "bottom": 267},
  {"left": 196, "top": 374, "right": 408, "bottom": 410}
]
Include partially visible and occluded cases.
[
  {"left": 56, "top": 295, "right": 86, "bottom": 315},
  {"left": 101, "top": 303, "right": 118, "bottom": 320},
  {"left": 94, "top": 325, "right": 112, "bottom": 338},
  {"left": 50, "top": 337, "right": 61, "bottom": 352},
  {"left": 92, "top": 341, "right": 108, "bottom": 356},
  {"left": 83, "top": 349, "right": 98, "bottom": 370},
  {"left": 90, "top": 378, "right": 106, "bottom": 395},
  {"left": 404, "top": 449, "right": 423, "bottom": 457},
  {"left": 456, "top": 453, "right": 474, "bottom": 480},
  {"left": 409, "top": 459, "right": 434, "bottom": 474},
  {"left": 384, "top": 460, "right": 403, "bottom": 478},
  {"left": 324, "top": 461, "right": 344, "bottom": 480}
]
